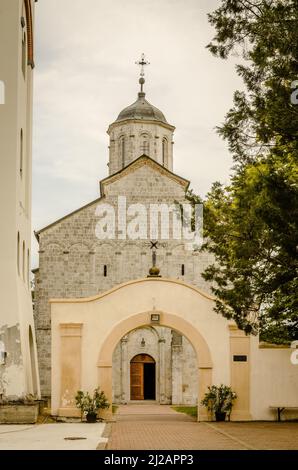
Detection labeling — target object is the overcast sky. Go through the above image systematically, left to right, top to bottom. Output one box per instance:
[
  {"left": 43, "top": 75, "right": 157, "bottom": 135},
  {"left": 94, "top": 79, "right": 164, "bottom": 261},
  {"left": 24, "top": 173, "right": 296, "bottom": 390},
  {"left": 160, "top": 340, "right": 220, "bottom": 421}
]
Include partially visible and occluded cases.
[{"left": 32, "top": 0, "right": 243, "bottom": 267}]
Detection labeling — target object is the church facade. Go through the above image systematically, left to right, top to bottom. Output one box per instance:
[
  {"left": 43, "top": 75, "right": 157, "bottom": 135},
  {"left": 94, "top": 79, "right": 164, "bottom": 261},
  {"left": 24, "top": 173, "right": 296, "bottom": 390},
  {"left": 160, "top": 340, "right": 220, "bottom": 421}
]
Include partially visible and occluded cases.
[
  {"left": 34, "top": 65, "right": 298, "bottom": 420},
  {"left": 34, "top": 70, "right": 211, "bottom": 404}
]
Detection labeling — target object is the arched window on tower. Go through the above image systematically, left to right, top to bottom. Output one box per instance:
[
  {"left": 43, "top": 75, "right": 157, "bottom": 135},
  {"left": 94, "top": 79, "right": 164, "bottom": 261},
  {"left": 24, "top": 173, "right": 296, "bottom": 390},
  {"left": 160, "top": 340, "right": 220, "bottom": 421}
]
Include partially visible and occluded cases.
[
  {"left": 20, "top": 129, "right": 23, "bottom": 178},
  {"left": 140, "top": 134, "right": 150, "bottom": 156},
  {"left": 119, "top": 136, "right": 125, "bottom": 168},
  {"left": 162, "top": 138, "right": 168, "bottom": 167}
]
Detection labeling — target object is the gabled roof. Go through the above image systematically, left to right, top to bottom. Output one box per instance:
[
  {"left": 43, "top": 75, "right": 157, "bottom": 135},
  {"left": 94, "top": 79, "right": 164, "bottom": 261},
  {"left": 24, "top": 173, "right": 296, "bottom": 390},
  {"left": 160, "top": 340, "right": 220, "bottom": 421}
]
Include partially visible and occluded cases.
[
  {"left": 35, "top": 155, "right": 190, "bottom": 240},
  {"left": 100, "top": 155, "right": 190, "bottom": 196},
  {"left": 34, "top": 195, "right": 104, "bottom": 241}
]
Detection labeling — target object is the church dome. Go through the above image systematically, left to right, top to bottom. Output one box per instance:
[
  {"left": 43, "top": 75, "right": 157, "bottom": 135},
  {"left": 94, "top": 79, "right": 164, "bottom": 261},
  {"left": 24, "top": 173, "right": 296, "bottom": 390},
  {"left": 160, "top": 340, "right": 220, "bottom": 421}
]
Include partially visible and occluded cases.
[{"left": 116, "top": 92, "right": 167, "bottom": 124}]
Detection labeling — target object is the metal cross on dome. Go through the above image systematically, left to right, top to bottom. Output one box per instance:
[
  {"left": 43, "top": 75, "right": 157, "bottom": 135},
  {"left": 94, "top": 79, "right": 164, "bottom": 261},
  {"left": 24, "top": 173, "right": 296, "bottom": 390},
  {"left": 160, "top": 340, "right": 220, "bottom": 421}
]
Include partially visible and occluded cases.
[{"left": 135, "top": 53, "right": 150, "bottom": 78}]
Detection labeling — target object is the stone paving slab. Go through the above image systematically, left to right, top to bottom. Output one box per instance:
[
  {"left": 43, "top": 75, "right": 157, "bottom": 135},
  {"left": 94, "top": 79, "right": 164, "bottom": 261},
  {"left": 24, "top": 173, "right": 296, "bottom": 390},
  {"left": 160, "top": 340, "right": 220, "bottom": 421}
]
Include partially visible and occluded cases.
[
  {"left": 117, "top": 404, "right": 194, "bottom": 421},
  {"left": 118, "top": 404, "right": 180, "bottom": 415},
  {"left": 106, "top": 405, "right": 298, "bottom": 450},
  {"left": 208, "top": 422, "right": 298, "bottom": 450},
  {"left": 0, "top": 423, "right": 107, "bottom": 450}
]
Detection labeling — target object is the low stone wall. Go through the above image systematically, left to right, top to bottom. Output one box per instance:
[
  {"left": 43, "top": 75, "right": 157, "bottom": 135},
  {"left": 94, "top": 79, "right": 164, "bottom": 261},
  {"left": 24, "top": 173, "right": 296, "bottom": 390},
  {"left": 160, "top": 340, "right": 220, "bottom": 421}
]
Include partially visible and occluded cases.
[{"left": 0, "top": 403, "right": 39, "bottom": 424}]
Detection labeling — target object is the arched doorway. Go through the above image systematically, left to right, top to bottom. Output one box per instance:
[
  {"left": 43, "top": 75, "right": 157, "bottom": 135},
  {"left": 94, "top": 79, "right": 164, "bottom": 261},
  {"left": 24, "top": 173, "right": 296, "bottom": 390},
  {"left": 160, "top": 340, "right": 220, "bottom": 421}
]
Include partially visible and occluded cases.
[
  {"left": 96, "top": 310, "right": 213, "bottom": 420},
  {"left": 130, "top": 354, "right": 156, "bottom": 400}
]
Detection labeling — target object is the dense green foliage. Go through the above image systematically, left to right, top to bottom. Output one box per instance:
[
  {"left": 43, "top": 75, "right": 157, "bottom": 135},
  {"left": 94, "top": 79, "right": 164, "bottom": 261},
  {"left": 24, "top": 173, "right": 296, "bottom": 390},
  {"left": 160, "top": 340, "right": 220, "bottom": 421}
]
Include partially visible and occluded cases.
[
  {"left": 207, "top": 0, "right": 298, "bottom": 165},
  {"left": 197, "top": 1, "right": 298, "bottom": 343},
  {"left": 200, "top": 384, "right": 237, "bottom": 414},
  {"left": 75, "top": 387, "right": 109, "bottom": 417}
]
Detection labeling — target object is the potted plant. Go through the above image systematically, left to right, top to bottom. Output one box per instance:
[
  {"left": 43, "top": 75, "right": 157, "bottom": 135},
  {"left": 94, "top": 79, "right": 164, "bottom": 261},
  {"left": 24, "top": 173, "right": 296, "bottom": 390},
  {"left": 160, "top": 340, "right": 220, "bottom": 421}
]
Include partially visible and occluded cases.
[
  {"left": 201, "top": 384, "right": 237, "bottom": 421},
  {"left": 75, "top": 388, "right": 109, "bottom": 423}
]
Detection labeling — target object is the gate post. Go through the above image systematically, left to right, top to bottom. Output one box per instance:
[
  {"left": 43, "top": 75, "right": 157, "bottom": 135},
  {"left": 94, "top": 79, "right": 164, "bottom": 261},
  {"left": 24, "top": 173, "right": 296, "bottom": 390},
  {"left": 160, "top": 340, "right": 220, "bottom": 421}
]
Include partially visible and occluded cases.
[
  {"left": 98, "top": 363, "right": 113, "bottom": 421},
  {"left": 198, "top": 367, "right": 212, "bottom": 421}
]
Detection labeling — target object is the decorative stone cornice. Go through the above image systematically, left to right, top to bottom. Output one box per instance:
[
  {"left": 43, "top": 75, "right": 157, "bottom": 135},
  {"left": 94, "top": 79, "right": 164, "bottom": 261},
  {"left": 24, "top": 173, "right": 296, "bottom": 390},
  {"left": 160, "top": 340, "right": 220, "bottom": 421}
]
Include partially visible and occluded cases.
[{"left": 107, "top": 118, "right": 175, "bottom": 135}]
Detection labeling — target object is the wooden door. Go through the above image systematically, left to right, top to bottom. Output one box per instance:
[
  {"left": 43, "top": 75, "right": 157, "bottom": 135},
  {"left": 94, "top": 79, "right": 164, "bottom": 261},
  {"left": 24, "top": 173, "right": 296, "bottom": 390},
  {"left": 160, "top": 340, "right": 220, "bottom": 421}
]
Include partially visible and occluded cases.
[{"left": 130, "top": 362, "right": 144, "bottom": 400}]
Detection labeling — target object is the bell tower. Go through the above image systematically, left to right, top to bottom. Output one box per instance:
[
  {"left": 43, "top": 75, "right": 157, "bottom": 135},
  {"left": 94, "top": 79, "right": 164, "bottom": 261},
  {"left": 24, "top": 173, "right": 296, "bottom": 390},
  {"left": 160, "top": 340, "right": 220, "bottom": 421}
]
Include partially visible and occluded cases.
[{"left": 107, "top": 54, "right": 175, "bottom": 175}]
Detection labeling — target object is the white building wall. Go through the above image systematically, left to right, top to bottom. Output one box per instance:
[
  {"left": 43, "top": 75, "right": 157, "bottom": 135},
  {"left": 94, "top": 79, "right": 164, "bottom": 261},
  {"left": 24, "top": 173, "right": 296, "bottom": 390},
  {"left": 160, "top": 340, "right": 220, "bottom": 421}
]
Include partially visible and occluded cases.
[
  {"left": 0, "top": 0, "right": 39, "bottom": 398},
  {"left": 250, "top": 337, "right": 298, "bottom": 420}
]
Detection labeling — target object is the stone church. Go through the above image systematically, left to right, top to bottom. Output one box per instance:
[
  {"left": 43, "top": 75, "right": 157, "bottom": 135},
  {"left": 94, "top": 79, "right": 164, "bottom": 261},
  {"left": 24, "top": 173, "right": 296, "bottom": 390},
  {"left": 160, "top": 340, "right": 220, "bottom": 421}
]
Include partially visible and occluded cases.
[
  {"left": 34, "top": 60, "right": 298, "bottom": 421},
  {"left": 34, "top": 61, "right": 212, "bottom": 406}
]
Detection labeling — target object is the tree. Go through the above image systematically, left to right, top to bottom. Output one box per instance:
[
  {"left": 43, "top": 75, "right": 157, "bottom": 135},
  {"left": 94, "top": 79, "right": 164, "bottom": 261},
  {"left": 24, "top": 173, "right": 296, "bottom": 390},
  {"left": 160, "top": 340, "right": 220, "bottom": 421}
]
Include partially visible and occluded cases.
[
  {"left": 198, "top": 0, "right": 298, "bottom": 342},
  {"left": 207, "top": 0, "right": 298, "bottom": 165},
  {"left": 198, "top": 151, "right": 297, "bottom": 342}
]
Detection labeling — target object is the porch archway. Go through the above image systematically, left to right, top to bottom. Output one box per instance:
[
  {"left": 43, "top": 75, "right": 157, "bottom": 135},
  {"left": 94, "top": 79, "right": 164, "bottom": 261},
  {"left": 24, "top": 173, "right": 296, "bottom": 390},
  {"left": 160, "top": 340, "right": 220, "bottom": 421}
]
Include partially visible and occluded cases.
[{"left": 97, "top": 310, "right": 213, "bottom": 421}]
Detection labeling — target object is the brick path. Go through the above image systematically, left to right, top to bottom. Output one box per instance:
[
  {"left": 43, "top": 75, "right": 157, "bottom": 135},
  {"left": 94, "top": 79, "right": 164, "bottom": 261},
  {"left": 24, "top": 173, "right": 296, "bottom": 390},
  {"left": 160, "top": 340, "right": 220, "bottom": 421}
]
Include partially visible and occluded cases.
[{"left": 106, "top": 404, "right": 298, "bottom": 450}]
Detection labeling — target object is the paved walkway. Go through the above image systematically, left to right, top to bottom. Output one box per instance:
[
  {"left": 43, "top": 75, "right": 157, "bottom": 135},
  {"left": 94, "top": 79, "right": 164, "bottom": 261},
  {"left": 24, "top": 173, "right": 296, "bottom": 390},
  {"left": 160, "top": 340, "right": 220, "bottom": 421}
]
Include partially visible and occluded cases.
[
  {"left": 106, "top": 404, "right": 298, "bottom": 450},
  {"left": 0, "top": 423, "right": 107, "bottom": 450}
]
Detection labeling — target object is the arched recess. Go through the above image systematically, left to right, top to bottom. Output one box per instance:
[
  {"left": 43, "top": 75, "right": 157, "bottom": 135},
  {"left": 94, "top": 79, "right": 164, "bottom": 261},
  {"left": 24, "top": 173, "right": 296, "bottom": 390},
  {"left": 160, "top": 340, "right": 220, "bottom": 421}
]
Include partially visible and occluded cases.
[
  {"left": 0, "top": 80, "right": 4, "bottom": 105},
  {"left": 140, "top": 133, "right": 150, "bottom": 156},
  {"left": 118, "top": 135, "right": 125, "bottom": 168},
  {"left": 162, "top": 137, "right": 168, "bottom": 167},
  {"left": 17, "top": 232, "right": 20, "bottom": 275},
  {"left": 97, "top": 311, "right": 213, "bottom": 421},
  {"left": 29, "top": 326, "right": 38, "bottom": 395},
  {"left": 113, "top": 326, "right": 161, "bottom": 404}
]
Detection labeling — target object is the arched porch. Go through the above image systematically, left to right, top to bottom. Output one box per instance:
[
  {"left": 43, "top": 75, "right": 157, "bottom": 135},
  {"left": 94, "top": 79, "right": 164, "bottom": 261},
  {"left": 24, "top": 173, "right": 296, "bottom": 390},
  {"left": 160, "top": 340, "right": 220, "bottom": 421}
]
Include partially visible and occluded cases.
[{"left": 50, "top": 278, "right": 251, "bottom": 421}]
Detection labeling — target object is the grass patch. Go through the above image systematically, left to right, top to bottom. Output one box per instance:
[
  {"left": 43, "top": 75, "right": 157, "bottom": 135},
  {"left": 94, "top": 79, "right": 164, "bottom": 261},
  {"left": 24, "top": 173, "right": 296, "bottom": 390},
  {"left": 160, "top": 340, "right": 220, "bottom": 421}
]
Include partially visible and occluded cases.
[
  {"left": 112, "top": 405, "right": 119, "bottom": 414},
  {"left": 172, "top": 406, "right": 197, "bottom": 418}
]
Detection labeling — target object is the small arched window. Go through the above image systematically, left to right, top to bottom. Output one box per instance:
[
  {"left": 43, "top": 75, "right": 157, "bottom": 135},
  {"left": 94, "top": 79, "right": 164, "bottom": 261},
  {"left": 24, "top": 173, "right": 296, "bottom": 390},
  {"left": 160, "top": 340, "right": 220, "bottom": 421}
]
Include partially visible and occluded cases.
[
  {"left": 22, "top": 32, "right": 26, "bottom": 79},
  {"left": 0, "top": 80, "right": 4, "bottom": 105},
  {"left": 20, "top": 129, "right": 23, "bottom": 178},
  {"left": 140, "top": 134, "right": 150, "bottom": 156},
  {"left": 119, "top": 136, "right": 125, "bottom": 168},
  {"left": 162, "top": 138, "right": 168, "bottom": 167},
  {"left": 17, "top": 232, "right": 20, "bottom": 275},
  {"left": 22, "top": 241, "right": 25, "bottom": 281},
  {"left": 27, "top": 249, "right": 30, "bottom": 288}
]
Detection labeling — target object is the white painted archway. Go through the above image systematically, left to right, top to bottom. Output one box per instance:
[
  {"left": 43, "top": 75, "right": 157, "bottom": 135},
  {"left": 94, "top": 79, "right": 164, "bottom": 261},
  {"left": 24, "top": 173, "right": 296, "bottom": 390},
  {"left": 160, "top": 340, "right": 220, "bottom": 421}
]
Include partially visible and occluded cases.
[
  {"left": 50, "top": 278, "right": 251, "bottom": 420},
  {"left": 97, "top": 310, "right": 212, "bottom": 420}
]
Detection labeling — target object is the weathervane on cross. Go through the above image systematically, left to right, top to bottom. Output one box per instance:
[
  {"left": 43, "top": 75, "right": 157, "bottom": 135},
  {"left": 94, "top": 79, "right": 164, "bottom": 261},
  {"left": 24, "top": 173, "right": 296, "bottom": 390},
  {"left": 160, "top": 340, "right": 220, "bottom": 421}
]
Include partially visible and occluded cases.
[{"left": 135, "top": 53, "right": 150, "bottom": 93}]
